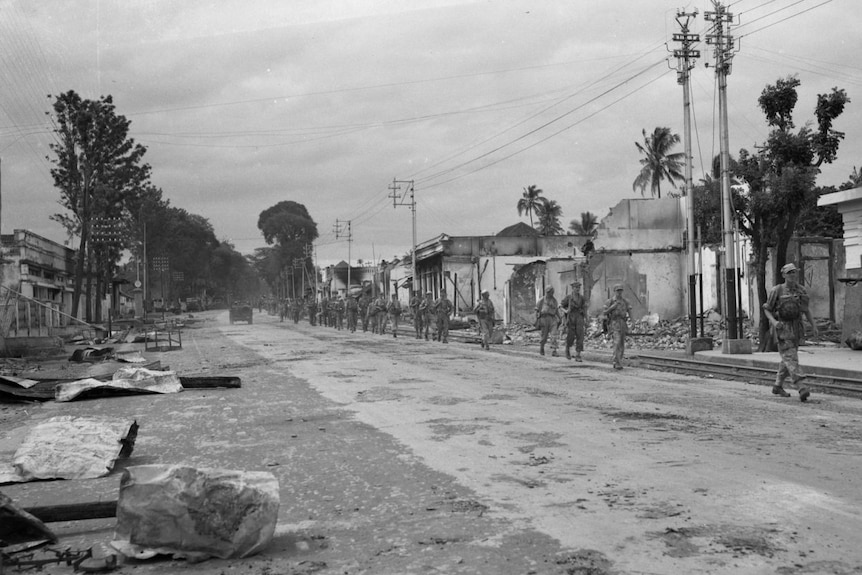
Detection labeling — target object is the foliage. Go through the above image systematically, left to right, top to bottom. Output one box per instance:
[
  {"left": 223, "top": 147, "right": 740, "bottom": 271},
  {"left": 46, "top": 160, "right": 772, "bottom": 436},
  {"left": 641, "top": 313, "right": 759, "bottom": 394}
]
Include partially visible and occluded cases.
[
  {"left": 732, "top": 76, "right": 848, "bottom": 350},
  {"left": 47, "top": 90, "right": 151, "bottom": 320},
  {"left": 632, "top": 127, "right": 685, "bottom": 198},
  {"left": 516, "top": 185, "right": 546, "bottom": 229},
  {"left": 535, "top": 199, "right": 564, "bottom": 235},
  {"left": 257, "top": 201, "right": 319, "bottom": 298},
  {"left": 568, "top": 211, "right": 599, "bottom": 237}
]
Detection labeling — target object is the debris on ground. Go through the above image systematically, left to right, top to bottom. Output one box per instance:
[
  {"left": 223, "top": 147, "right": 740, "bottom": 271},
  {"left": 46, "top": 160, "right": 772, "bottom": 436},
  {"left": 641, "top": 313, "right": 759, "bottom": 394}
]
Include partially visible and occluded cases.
[
  {"left": 55, "top": 367, "right": 183, "bottom": 402},
  {"left": 1, "top": 416, "right": 137, "bottom": 483},
  {"left": 111, "top": 465, "right": 279, "bottom": 562},
  {"left": 0, "top": 491, "right": 58, "bottom": 545}
]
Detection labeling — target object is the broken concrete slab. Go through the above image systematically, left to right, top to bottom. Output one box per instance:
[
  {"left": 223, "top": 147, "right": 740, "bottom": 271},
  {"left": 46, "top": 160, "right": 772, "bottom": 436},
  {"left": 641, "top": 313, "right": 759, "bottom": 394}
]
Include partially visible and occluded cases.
[
  {"left": 6, "top": 416, "right": 137, "bottom": 482},
  {"left": 111, "top": 465, "right": 279, "bottom": 562}
]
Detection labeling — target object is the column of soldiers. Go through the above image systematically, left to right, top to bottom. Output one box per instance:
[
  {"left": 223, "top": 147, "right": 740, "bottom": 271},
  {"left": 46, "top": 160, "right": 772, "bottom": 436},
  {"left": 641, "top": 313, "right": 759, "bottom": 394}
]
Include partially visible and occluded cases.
[{"left": 277, "top": 280, "right": 631, "bottom": 369}]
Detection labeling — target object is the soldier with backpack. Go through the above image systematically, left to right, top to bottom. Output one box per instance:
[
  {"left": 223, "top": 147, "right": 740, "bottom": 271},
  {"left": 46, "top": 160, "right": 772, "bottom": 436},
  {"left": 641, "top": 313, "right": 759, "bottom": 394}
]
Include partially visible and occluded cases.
[
  {"left": 763, "top": 262, "right": 819, "bottom": 401},
  {"left": 473, "top": 289, "right": 495, "bottom": 350}
]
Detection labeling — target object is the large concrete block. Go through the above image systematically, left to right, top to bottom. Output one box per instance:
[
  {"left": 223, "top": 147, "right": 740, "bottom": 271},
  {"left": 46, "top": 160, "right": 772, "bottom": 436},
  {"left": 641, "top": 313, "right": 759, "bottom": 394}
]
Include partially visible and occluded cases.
[
  {"left": 686, "top": 337, "right": 714, "bottom": 355},
  {"left": 722, "top": 338, "right": 753, "bottom": 355}
]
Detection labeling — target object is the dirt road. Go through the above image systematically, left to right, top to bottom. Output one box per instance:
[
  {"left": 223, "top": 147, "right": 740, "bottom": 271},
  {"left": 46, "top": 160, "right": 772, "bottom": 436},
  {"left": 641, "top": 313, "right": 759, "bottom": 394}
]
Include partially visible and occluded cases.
[{"left": 4, "top": 310, "right": 862, "bottom": 574}]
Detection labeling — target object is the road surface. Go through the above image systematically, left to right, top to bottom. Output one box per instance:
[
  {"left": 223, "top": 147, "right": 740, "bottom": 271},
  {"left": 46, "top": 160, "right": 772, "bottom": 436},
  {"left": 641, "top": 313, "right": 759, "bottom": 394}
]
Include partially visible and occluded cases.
[{"left": 4, "top": 310, "right": 862, "bottom": 574}]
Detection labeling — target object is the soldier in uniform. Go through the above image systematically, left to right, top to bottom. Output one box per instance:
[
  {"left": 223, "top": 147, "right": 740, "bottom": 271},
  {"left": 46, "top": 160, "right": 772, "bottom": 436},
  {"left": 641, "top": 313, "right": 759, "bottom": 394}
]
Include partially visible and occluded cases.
[
  {"left": 763, "top": 262, "right": 818, "bottom": 401},
  {"left": 561, "top": 280, "right": 587, "bottom": 362},
  {"left": 603, "top": 284, "right": 631, "bottom": 369},
  {"left": 535, "top": 286, "right": 561, "bottom": 356},
  {"left": 434, "top": 289, "right": 454, "bottom": 343},
  {"left": 473, "top": 289, "right": 495, "bottom": 350},
  {"left": 409, "top": 290, "right": 423, "bottom": 339},
  {"left": 419, "top": 291, "right": 434, "bottom": 340},
  {"left": 358, "top": 293, "right": 371, "bottom": 332},
  {"left": 387, "top": 293, "right": 402, "bottom": 338},
  {"left": 346, "top": 294, "right": 359, "bottom": 332},
  {"left": 372, "top": 294, "right": 388, "bottom": 335},
  {"left": 334, "top": 296, "right": 345, "bottom": 330},
  {"left": 306, "top": 297, "right": 317, "bottom": 326},
  {"left": 292, "top": 298, "right": 301, "bottom": 323}
]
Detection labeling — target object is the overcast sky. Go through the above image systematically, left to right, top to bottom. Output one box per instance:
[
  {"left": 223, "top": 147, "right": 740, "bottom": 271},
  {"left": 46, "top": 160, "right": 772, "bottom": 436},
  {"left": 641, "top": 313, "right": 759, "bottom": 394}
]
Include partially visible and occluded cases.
[{"left": 1, "top": 0, "right": 859, "bottom": 266}]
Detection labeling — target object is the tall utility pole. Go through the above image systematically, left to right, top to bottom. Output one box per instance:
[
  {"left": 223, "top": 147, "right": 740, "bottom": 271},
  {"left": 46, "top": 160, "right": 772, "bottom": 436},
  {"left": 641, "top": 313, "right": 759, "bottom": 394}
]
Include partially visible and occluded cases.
[
  {"left": 706, "top": 1, "right": 740, "bottom": 347},
  {"left": 673, "top": 8, "right": 701, "bottom": 342},
  {"left": 389, "top": 179, "right": 416, "bottom": 294},
  {"left": 334, "top": 219, "right": 353, "bottom": 294}
]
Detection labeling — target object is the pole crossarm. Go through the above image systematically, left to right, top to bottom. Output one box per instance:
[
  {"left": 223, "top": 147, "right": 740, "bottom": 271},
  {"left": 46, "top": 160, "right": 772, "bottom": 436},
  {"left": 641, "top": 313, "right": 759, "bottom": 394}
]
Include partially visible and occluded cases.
[{"left": 390, "top": 179, "right": 418, "bottom": 293}]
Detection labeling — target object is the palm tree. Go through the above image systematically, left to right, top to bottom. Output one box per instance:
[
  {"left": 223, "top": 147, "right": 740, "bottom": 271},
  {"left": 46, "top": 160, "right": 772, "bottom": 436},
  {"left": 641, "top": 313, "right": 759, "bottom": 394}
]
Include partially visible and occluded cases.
[
  {"left": 632, "top": 127, "right": 686, "bottom": 198},
  {"left": 850, "top": 165, "right": 862, "bottom": 187},
  {"left": 516, "top": 185, "right": 546, "bottom": 228},
  {"left": 535, "top": 199, "right": 564, "bottom": 235},
  {"left": 568, "top": 211, "right": 599, "bottom": 237}
]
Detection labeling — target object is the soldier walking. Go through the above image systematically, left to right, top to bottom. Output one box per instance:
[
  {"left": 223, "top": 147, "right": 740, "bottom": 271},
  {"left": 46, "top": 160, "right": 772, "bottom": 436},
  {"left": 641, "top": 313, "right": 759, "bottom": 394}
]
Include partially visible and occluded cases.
[
  {"left": 763, "top": 262, "right": 819, "bottom": 401},
  {"left": 561, "top": 280, "right": 587, "bottom": 362},
  {"left": 603, "top": 284, "right": 631, "bottom": 369},
  {"left": 535, "top": 286, "right": 561, "bottom": 356},
  {"left": 434, "top": 289, "right": 454, "bottom": 343},
  {"left": 473, "top": 289, "right": 495, "bottom": 350},
  {"left": 409, "top": 290, "right": 423, "bottom": 339},
  {"left": 420, "top": 291, "right": 434, "bottom": 340},
  {"left": 358, "top": 293, "right": 370, "bottom": 332},
  {"left": 373, "top": 294, "right": 388, "bottom": 335},
  {"left": 388, "top": 294, "right": 402, "bottom": 338},
  {"left": 346, "top": 295, "right": 359, "bottom": 332},
  {"left": 335, "top": 296, "right": 345, "bottom": 330},
  {"left": 306, "top": 297, "right": 317, "bottom": 326}
]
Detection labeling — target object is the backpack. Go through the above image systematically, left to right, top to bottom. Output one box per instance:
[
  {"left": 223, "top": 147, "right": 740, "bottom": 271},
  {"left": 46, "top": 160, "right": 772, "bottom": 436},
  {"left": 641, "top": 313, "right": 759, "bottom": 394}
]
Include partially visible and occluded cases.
[{"left": 774, "top": 285, "right": 802, "bottom": 321}]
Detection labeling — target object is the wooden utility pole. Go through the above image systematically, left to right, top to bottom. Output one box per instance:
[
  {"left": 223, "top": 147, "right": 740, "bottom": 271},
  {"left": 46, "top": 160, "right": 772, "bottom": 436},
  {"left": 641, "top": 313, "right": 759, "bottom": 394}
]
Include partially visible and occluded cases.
[
  {"left": 707, "top": 1, "right": 745, "bottom": 350},
  {"left": 673, "top": 8, "right": 701, "bottom": 343},
  {"left": 389, "top": 179, "right": 417, "bottom": 295},
  {"left": 334, "top": 219, "right": 353, "bottom": 294}
]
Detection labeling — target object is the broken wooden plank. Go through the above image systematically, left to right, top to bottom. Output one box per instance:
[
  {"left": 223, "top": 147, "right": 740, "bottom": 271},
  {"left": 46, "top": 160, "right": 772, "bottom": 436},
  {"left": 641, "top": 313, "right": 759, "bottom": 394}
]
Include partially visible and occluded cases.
[
  {"left": 179, "top": 376, "right": 241, "bottom": 389},
  {"left": 0, "top": 491, "right": 58, "bottom": 544},
  {"left": 23, "top": 500, "right": 117, "bottom": 523}
]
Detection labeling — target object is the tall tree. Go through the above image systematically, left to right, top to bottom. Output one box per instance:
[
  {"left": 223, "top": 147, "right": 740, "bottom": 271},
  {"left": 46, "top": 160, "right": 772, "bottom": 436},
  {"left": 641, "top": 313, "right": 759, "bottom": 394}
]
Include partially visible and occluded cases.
[
  {"left": 733, "top": 76, "right": 848, "bottom": 350},
  {"left": 47, "top": 90, "right": 150, "bottom": 320},
  {"left": 632, "top": 127, "right": 685, "bottom": 198},
  {"left": 516, "top": 185, "right": 546, "bottom": 228},
  {"left": 535, "top": 199, "right": 563, "bottom": 235},
  {"left": 257, "top": 201, "right": 319, "bottom": 298},
  {"left": 568, "top": 211, "right": 599, "bottom": 237}
]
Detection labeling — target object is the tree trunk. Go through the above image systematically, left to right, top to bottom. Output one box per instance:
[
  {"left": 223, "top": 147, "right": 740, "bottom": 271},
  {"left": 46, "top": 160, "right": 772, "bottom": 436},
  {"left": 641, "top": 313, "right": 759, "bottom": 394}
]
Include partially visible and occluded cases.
[{"left": 754, "top": 242, "right": 775, "bottom": 353}]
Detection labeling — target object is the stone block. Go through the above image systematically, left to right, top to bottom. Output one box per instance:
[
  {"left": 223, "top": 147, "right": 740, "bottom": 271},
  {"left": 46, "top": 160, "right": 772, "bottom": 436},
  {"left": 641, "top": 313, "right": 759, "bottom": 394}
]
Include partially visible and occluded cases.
[
  {"left": 686, "top": 337, "right": 714, "bottom": 355},
  {"left": 722, "top": 338, "right": 753, "bottom": 355}
]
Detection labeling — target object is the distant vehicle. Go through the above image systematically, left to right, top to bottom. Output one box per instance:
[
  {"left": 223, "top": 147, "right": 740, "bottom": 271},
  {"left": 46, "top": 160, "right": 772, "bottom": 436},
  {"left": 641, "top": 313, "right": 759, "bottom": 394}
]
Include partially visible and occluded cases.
[{"left": 229, "top": 303, "right": 253, "bottom": 324}]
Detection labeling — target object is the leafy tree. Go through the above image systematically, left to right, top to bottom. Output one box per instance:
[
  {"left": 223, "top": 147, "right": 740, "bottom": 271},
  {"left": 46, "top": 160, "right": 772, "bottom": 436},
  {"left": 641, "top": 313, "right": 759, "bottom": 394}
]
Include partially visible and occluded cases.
[
  {"left": 733, "top": 76, "right": 848, "bottom": 350},
  {"left": 47, "top": 90, "right": 150, "bottom": 320},
  {"left": 632, "top": 127, "right": 685, "bottom": 198},
  {"left": 516, "top": 185, "right": 547, "bottom": 228},
  {"left": 795, "top": 185, "right": 843, "bottom": 238},
  {"left": 535, "top": 199, "right": 563, "bottom": 235},
  {"left": 257, "top": 201, "right": 318, "bottom": 298},
  {"left": 258, "top": 201, "right": 318, "bottom": 246},
  {"left": 568, "top": 211, "right": 599, "bottom": 236},
  {"left": 210, "top": 241, "right": 257, "bottom": 302}
]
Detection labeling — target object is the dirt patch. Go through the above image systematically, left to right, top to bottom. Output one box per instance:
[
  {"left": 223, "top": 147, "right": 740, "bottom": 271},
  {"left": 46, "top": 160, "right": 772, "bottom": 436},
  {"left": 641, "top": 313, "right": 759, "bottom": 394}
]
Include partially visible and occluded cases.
[
  {"left": 427, "top": 419, "right": 490, "bottom": 440},
  {"left": 649, "top": 524, "right": 785, "bottom": 559},
  {"left": 554, "top": 548, "right": 615, "bottom": 574}
]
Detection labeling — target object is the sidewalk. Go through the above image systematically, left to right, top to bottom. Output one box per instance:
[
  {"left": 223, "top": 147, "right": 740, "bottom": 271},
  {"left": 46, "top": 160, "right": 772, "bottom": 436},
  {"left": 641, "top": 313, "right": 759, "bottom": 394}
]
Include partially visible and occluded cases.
[{"left": 648, "top": 343, "right": 862, "bottom": 383}]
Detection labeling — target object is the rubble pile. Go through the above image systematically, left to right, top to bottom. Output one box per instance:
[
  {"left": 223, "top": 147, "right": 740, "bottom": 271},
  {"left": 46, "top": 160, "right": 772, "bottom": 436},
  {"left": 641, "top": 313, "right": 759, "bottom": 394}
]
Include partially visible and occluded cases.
[{"left": 496, "top": 310, "right": 842, "bottom": 352}]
